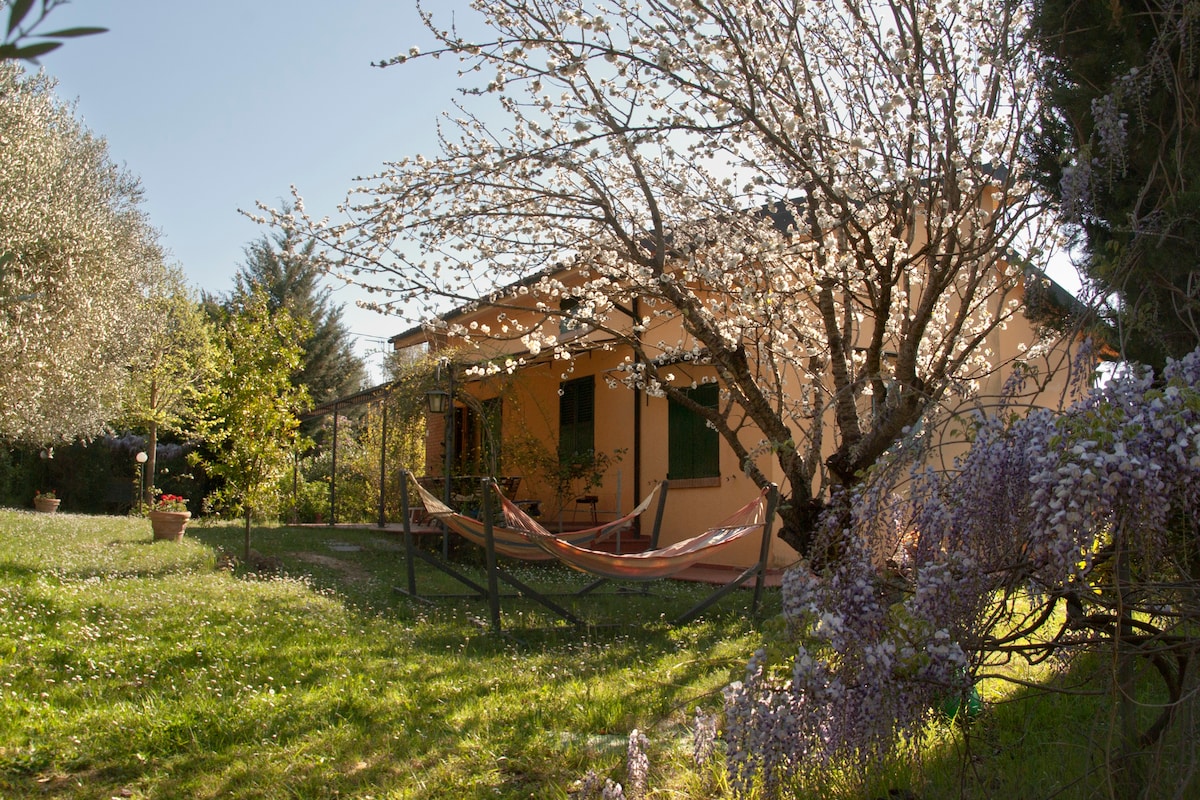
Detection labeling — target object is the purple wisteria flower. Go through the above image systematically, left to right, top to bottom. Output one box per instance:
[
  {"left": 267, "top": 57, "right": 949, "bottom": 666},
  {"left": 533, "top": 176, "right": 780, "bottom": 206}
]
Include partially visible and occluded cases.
[{"left": 723, "top": 346, "right": 1200, "bottom": 797}]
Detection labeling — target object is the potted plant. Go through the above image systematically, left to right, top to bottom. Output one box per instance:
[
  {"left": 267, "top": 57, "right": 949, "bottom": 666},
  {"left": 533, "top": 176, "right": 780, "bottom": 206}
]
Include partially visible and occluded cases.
[
  {"left": 506, "top": 436, "right": 624, "bottom": 529},
  {"left": 33, "top": 490, "right": 60, "bottom": 514},
  {"left": 148, "top": 493, "right": 191, "bottom": 541}
]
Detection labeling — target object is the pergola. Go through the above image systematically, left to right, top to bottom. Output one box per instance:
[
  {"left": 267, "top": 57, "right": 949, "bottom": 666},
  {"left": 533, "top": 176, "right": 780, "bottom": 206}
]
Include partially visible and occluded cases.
[{"left": 299, "top": 380, "right": 399, "bottom": 527}]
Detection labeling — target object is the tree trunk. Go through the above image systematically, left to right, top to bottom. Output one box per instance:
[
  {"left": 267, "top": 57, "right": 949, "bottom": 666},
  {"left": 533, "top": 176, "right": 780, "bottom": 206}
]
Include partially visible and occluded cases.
[
  {"left": 146, "top": 418, "right": 158, "bottom": 507},
  {"left": 775, "top": 494, "right": 826, "bottom": 563},
  {"left": 244, "top": 509, "right": 252, "bottom": 562},
  {"left": 1114, "top": 531, "right": 1141, "bottom": 799}
]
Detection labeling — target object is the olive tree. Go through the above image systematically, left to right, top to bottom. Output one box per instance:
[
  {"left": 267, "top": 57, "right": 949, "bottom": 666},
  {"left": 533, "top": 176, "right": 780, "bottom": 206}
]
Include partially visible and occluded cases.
[{"left": 0, "top": 62, "right": 162, "bottom": 445}]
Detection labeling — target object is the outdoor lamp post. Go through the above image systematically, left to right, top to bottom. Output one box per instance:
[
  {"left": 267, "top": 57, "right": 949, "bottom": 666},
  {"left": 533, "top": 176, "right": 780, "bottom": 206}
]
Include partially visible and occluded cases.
[
  {"left": 425, "top": 367, "right": 456, "bottom": 508},
  {"left": 426, "top": 386, "right": 452, "bottom": 502},
  {"left": 425, "top": 389, "right": 449, "bottom": 415},
  {"left": 39, "top": 448, "right": 51, "bottom": 496},
  {"left": 135, "top": 451, "right": 148, "bottom": 512}
]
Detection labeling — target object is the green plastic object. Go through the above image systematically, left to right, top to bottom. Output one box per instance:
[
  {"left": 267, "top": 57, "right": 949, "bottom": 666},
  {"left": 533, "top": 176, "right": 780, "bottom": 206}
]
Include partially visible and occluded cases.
[{"left": 938, "top": 684, "right": 984, "bottom": 720}]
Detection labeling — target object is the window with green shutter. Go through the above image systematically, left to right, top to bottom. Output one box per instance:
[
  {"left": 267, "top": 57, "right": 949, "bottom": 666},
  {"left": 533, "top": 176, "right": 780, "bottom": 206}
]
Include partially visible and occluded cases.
[
  {"left": 559, "top": 376, "right": 595, "bottom": 459},
  {"left": 668, "top": 383, "right": 720, "bottom": 480}
]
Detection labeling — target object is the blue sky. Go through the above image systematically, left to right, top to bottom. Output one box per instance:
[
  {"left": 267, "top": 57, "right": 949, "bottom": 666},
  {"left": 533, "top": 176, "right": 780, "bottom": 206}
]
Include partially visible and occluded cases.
[
  {"left": 38, "top": 0, "right": 472, "bottom": 381},
  {"left": 35, "top": 1, "right": 1082, "bottom": 382}
]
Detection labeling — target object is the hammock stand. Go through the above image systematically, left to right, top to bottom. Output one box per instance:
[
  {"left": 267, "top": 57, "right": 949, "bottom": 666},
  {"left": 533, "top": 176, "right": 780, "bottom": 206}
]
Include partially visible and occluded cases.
[
  {"left": 398, "top": 471, "right": 779, "bottom": 631},
  {"left": 395, "top": 472, "right": 664, "bottom": 629},
  {"left": 498, "top": 480, "right": 780, "bottom": 626}
]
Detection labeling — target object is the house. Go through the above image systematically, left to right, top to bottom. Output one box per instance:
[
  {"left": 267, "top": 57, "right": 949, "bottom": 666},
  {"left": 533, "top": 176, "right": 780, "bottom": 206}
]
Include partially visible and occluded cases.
[{"left": 389, "top": 205, "right": 1092, "bottom": 572}]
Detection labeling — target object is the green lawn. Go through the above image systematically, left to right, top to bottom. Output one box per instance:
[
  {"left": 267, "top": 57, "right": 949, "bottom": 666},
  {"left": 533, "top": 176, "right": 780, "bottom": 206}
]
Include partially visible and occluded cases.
[
  {"left": 2, "top": 510, "right": 1195, "bottom": 799},
  {"left": 0, "top": 511, "right": 767, "bottom": 799}
]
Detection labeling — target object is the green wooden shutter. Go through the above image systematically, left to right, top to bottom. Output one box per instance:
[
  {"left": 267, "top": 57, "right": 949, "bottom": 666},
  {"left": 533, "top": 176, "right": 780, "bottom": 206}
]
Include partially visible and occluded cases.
[
  {"left": 559, "top": 376, "right": 595, "bottom": 457},
  {"left": 668, "top": 383, "right": 719, "bottom": 479}
]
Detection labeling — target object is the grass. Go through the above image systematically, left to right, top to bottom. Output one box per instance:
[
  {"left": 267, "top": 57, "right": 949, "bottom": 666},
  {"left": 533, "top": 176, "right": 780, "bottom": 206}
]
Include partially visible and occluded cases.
[
  {"left": 0, "top": 510, "right": 770, "bottom": 799},
  {"left": 1, "top": 510, "right": 1195, "bottom": 799},
  {"left": 918, "top": 648, "right": 1200, "bottom": 800}
]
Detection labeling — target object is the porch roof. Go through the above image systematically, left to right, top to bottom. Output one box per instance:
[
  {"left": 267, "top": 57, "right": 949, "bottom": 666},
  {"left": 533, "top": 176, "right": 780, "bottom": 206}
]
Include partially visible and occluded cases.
[{"left": 300, "top": 379, "right": 396, "bottom": 420}]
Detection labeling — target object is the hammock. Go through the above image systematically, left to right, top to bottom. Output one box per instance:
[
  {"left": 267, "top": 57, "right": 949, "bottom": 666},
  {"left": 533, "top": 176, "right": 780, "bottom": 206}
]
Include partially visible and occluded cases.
[
  {"left": 399, "top": 472, "right": 779, "bottom": 629},
  {"left": 408, "top": 472, "right": 660, "bottom": 562},
  {"left": 497, "top": 485, "right": 774, "bottom": 582}
]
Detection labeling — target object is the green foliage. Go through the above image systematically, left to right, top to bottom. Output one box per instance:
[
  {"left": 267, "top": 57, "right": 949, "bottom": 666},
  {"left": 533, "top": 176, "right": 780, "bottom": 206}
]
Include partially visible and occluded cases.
[
  {"left": 0, "top": 0, "right": 106, "bottom": 62},
  {"left": 1030, "top": 0, "right": 1200, "bottom": 366},
  {"left": 0, "top": 62, "right": 163, "bottom": 444},
  {"left": 229, "top": 224, "right": 366, "bottom": 407},
  {"left": 121, "top": 266, "right": 216, "bottom": 502},
  {"left": 123, "top": 268, "right": 214, "bottom": 434},
  {"left": 190, "top": 291, "right": 309, "bottom": 555},
  {"left": 284, "top": 349, "right": 434, "bottom": 525},
  {"left": 330, "top": 396, "right": 427, "bottom": 523},
  {"left": 290, "top": 427, "right": 377, "bottom": 524},
  {"left": 506, "top": 435, "right": 624, "bottom": 513},
  {"left": 0, "top": 436, "right": 191, "bottom": 514},
  {"left": 0, "top": 447, "right": 33, "bottom": 507},
  {"left": 284, "top": 468, "right": 331, "bottom": 524}
]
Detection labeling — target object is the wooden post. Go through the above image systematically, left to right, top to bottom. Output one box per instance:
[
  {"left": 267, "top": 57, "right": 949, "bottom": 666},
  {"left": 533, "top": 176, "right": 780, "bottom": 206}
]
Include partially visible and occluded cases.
[
  {"left": 329, "top": 402, "right": 339, "bottom": 526},
  {"left": 400, "top": 470, "right": 416, "bottom": 597}
]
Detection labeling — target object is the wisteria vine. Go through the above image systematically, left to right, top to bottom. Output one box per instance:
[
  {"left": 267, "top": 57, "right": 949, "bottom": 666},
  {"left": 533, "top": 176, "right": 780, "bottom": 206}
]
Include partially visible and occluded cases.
[{"left": 723, "top": 346, "right": 1200, "bottom": 795}]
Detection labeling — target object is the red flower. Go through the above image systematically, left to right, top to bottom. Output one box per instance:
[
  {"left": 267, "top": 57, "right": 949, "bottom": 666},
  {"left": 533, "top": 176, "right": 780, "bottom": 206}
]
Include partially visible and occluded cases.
[{"left": 153, "top": 494, "right": 188, "bottom": 512}]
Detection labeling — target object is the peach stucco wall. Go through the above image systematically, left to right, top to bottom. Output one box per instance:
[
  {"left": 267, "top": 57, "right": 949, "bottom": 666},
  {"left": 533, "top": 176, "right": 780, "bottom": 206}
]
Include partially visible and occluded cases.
[
  {"left": 399, "top": 268, "right": 1083, "bottom": 572},
  {"left": 410, "top": 328, "right": 798, "bottom": 569}
]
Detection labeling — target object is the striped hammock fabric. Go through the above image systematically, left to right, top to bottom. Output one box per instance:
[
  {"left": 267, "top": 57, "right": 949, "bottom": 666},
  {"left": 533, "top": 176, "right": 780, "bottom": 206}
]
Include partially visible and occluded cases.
[
  {"left": 408, "top": 474, "right": 659, "bottom": 562},
  {"left": 496, "top": 486, "right": 772, "bottom": 581}
]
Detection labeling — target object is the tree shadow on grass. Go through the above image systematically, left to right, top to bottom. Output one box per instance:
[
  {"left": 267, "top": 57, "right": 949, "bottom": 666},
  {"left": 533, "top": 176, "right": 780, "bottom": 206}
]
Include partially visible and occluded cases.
[
  {"left": 1, "top": 514, "right": 775, "bottom": 799},
  {"left": 185, "top": 520, "right": 781, "bottom": 631},
  {"left": 916, "top": 651, "right": 1200, "bottom": 800}
]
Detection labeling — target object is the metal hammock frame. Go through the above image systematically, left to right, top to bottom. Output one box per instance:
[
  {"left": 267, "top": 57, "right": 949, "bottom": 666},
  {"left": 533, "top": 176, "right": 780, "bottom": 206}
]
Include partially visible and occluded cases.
[{"left": 397, "top": 473, "right": 778, "bottom": 631}]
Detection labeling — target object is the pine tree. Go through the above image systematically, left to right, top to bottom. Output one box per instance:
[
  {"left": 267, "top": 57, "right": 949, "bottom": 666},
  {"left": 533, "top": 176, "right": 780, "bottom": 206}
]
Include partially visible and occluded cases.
[
  {"left": 1030, "top": 0, "right": 1200, "bottom": 367},
  {"left": 231, "top": 226, "right": 367, "bottom": 405}
]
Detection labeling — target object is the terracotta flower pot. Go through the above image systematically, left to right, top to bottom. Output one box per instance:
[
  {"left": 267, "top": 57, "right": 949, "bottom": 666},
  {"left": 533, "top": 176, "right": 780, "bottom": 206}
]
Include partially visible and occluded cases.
[
  {"left": 33, "top": 497, "right": 60, "bottom": 514},
  {"left": 149, "top": 510, "right": 191, "bottom": 541}
]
